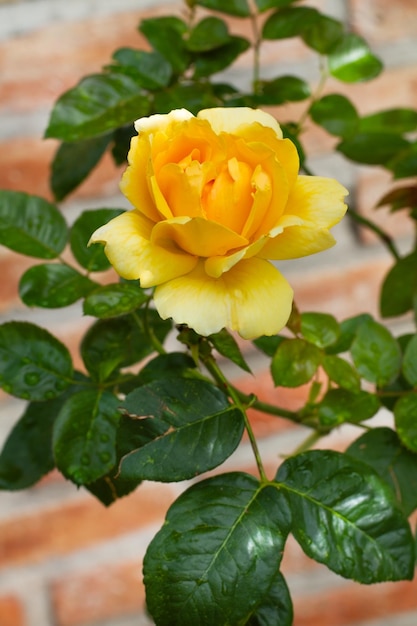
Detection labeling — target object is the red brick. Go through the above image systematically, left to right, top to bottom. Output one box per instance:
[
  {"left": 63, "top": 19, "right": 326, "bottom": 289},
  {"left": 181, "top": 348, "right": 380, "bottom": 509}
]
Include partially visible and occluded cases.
[
  {"left": 350, "top": 0, "right": 417, "bottom": 43},
  {"left": 0, "top": 483, "right": 176, "bottom": 570},
  {"left": 52, "top": 560, "right": 145, "bottom": 626},
  {"left": 0, "top": 594, "right": 25, "bottom": 626}
]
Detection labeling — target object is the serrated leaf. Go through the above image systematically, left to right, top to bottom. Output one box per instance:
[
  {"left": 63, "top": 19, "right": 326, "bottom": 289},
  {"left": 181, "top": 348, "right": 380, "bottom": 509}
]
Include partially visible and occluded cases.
[
  {"left": 195, "top": 0, "right": 250, "bottom": 17},
  {"left": 263, "top": 7, "right": 319, "bottom": 40},
  {"left": 302, "top": 14, "right": 343, "bottom": 54},
  {"left": 139, "top": 17, "right": 190, "bottom": 74},
  {"left": 187, "top": 17, "right": 230, "bottom": 52},
  {"left": 328, "top": 34, "right": 383, "bottom": 82},
  {"left": 193, "top": 36, "right": 250, "bottom": 79},
  {"left": 110, "top": 48, "right": 172, "bottom": 89},
  {"left": 45, "top": 73, "right": 151, "bottom": 142},
  {"left": 257, "top": 75, "right": 310, "bottom": 105},
  {"left": 310, "top": 94, "right": 359, "bottom": 138},
  {"left": 359, "top": 108, "right": 417, "bottom": 134},
  {"left": 337, "top": 132, "right": 410, "bottom": 165},
  {"left": 51, "top": 134, "right": 111, "bottom": 201},
  {"left": 0, "top": 190, "right": 67, "bottom": 258},
  {"left": 70, "top": 208, "right": 125, "bottom": 272},
  {"left": 380, "top": 252, "right": 417, "bottom": 318},
  {"left": 19, "top": 263, "right": 97, "bottom": 308},
  {"left": 83, "top": 283, "right": 148, "bottom": 319},
  {"left": 80, "top": 311, "right": 171, "bottom": 382},
  {"left": 301, "top": 312, "right": 340, "bottom": 348},
  {"left": 351, "top": 319, "right": 401, "bottom": 386},
  {"left": 0, "top": 322, "right": 73, "bottom": 401},
  {"left": 209, "top": 329, "right": 251, "bottom": 373},
  {"left": 402, "top": 335, "right": 417, "bottom": 386},
  {"left": 272, "top": 338, "right": 322, "bottom": 387},
  {"left": 322, "top": 354, "right": 361, "bottom": 392},
  {"left": 119, "top": 378, "right": 244, "bottom": 482},
  {"left": 317, "top": 388, "right": 379, "bottom": 426},
  {"left": 53, "top": 389, "right": 120, "bottom": 485},
  {"left": 395, "top": 393, "right": 417, "bottom": 453},
  {"left": 347, "top": 427, "right": 417, "bottom": 516},
  {"left": 277, "top": 450, "right": 414, "bottom": 582},
  {"left": 144, "top": 473, "right": 291, "bottom": 626},
  {"left": 247, "top": 571, "right": 293, "bottom": 626}
]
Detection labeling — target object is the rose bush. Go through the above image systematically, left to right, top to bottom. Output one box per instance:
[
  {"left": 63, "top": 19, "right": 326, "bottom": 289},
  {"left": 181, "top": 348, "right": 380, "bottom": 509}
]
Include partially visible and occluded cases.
[{"left": 90, "top": 107, "right": 347, "bottom": 339}]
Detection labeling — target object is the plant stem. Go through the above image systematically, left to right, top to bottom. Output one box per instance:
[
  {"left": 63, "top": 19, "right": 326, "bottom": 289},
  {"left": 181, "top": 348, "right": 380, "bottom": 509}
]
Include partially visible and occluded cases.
[
  {"left": 248, "top": 0, "right": 262, "bottom": 93},
  {"left": 348, "top": 209, "right": 401, "bottom": 261},
  {"left": 204, "top": 354, "right": 268, "bottom": 482},
  {"left": 291, "top": 430, "right": 323, "bottom": 455}
]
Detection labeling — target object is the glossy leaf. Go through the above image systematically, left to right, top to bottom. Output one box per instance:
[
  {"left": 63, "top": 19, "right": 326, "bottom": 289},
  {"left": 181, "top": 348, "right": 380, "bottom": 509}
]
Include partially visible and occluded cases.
[
  {"left": 195, "top": 0, "right": 250, "bottom": 17},
  {"left": 255, "top": 0, "right": 299, "bottom": 9},
  {"left": 263, "top": 7, "right": 319, "bottom": 40},
  {"left": 302, "top": 14, "right": 343, "bottom": 54},
  {"left": 139, "top": 17, "right": 190, "bottom": 74},
  {"left": 187, "top": 17, "right": 230, "bottom": 51},
  {"left": 328, "top": 34, "right": 383, "bottom": 82},
  {"left": 193, "top": 36, "right": 250, "bottom": 79},
  {"left": 110, "top": 48, "right": 172, "bottom": 89},
  {"left": 45, "top": 73, "right": 151, "bottom": 142},
  {"left": 257, "top": 75, "right": 310, "bottom": 105},
  {"left": 153, "top": 83, "right": 219, "bottom": 114},
  {"left": 310, "top": 94, "right": 359, "bottom": 138},
  {"left": 359, "top": 108, "right": 417, "bottom": 134},
  {"left": 111, "top": 125, "right": 136, "bottom": 165},
  {"left": 337, "top": 133, "right": 410, "bottom": 165},
  {"left": 51, "top": 134, "right": 111, "bottom": 201},
  {"left": 388, "top": 141, "right": 417, "bottom": 179},
  {"left": 0, "top": 190, "right": 67, "bottom": 258},
  {"left": 70, "top": 208, "right": 125, "bottom": 272},
  {"left": 380, "top": 252, "right": 417, "bottom": 318},
  {"left": 19, "top": 263, "right": 97, "bottom": 308},
  {"left": 83, "top": 283, "right": 148, "bottom": 319},
  {"left": 80, "top": 311, "right": 171, "bottom": 382},
  {"left": 301, "top": 312, "right": 340, "bottom": 348},
  {"left": 326, "top": 313, "right": 373, "bottom": 354},
  {"left": 351, "top": 319, "right": 401, "bottom": 386},
  {"left": 0, "top": 322, "right": 73, "bottom": 401},
  {"left": 209, "top": 329, "right": 251, "bottom": 373},
  {"left": 253, "top": 335, "right": 286, "bottom": 357},
  {"left": 402, "top": 335, "right": 417, "bottom": 386},
  {"left": 272, "top": 338, "right": 322, "bottom": 387},
  {"left": 138, "top": 352, "right": 197, "bottom": 385},
  {"left": 322, "top": 354, "right": 361, "bottom": 392},
  {"left": 119, "top": 378, "right": 244, "bottom": 482},
  {"left": 53, "top": 389, "right": 121, "bottom": 484},
  {"left": 317, "top": 389, "right": 379, "bottom": 427},
  {"left": 394, "top": 393, "right": 417, "bottom": 453},
  {"left": 347, "top": 427, "right": 417, "bottom": 516},
  {"left": 277, "top": 450, "right": 414, "bottom": 582},
  {"left": 85, "top": 470, "right": 140, "bottom": 506},
  {"left": 144, "top": 473, "right": 291, "bottom": 626},
  {"left": 247, "top": 571, "right": 293, "bottom": 626}
]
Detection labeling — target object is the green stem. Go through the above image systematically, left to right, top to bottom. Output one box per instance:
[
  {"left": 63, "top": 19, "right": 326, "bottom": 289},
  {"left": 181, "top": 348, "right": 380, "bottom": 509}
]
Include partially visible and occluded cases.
[
  {"left": 248, "top": 0, "right": 262, "bottom": 93},
  {"left": 348, "top": 209, "right": 401, "bottom": 261},
  {"left": 135, "top": 304, "right": 166, "bottom": 355},
  {"left": 204, "top": 355, "right": 268, "bottom": 482},
  {"left": 232, "top": 386, "right": 304, "bottom": 424},
  {"left": 291, "top": 430, "right": 323, "bottom": 455}
]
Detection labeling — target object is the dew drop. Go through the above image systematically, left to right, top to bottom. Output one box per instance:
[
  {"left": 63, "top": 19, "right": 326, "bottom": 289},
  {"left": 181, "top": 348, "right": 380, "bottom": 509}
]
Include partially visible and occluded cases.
[
  {"left": 120, "top": 296, "right": 131, "bottom": 306},
  {"left": 95, "top": 303, "right": 110, "bottom": 315},
  {"left": 24, "top": 372, "right": 40, "bottom": 386},
  {"left": 2, "top": 384, "right": 12, "bottom": 394},
  {"left": 44, "top": 390, "right": 56, "bottom": 400},
  {"left": 20, "top": 391, "right": 30, "bottom": 400},
  {"left": 100, "top": 433, "right": 109, "bottom": 443},
  {"left": 100, "top": 452, "right": 111, "bottom": 463},
  {"left": 81, "top": 453, "right": 90, "bottom": 466}
]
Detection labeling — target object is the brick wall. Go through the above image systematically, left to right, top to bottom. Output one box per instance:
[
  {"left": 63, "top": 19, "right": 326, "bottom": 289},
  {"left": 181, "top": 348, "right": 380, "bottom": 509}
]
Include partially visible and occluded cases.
[{"left": 0, "top": 1, "right": 417, "bottom": 625}]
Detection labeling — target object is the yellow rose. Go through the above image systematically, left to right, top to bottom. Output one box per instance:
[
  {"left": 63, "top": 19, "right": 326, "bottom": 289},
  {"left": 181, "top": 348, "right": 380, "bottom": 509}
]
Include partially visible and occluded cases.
[{"left": 90, "top": 107, "right": 347, "bottom": 339}]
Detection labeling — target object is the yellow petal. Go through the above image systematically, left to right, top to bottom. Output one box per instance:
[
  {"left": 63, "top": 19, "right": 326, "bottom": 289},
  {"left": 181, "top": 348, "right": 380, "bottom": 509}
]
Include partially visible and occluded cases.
[
  {"left": 198, "top": 107, "right": 283, "bottom": 138},
  {"left": 134, "top": 108, "right": 193, "bottom": 135},
  {"left": 120, "top": 135, "right": 161, "bottom": 223},
  {"left": 285, "top": 175, "right": 348, "bottom": 228},
  {"left": 89, "top": 211, "right": 197, "bottom": 286},
  {"left": 151, "top": 217, "right": 248, "bottom": 257},
  {"left": 259, "top": 225, "right": 337, "bottom": 260},
  {"left": 204, "top": 237, "right": 267, "bottom": 278},
  {"left": 154, "top": 258, "right": 293, "bottom": 339}
]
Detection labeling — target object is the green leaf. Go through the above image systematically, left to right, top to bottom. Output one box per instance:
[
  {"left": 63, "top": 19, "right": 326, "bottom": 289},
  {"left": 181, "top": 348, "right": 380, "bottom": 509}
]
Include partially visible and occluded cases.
[
  {"left": 195, "top": 0, "right": 250, "bottom": 17},
  {"left": 255, "top": 0, "right": 300, "bottom": 10},
  {"left": 263, "top": 7, "right": 319, "bottom": 40},
  {"left": 302, "top": 14, "right": 344, "bottom": 54},
  {"left": 139, "top": 17, "right": 190, "bottom": 74},
  {"left": 187, "top": 17, "right": 230, "bottom": 52},
  {"left": 328, "top": 34, "right": 383, "bottom": 82},
  {"left": 193, "top": 36, "right": 250, "bottom": 79},
  {"left": 110, "top": 48, "right": 172, "bottom": 89},
  {"left": 45, "top": 73, "right": 151, "bottom": 142},
  {"left": 257, "top": 75, "right": 310, "bottom": 105},
  {"left": 153, "top": 83, "right": 219, "bottom": 115},
  {"left": 310, "top": 94, "right": 359, "bottom": 138},
  {"left": 359, "top": 108, "right": 417, "bottom": 134},
  {"left": 281, "top": 123, "right": 306, "bottom": 168},
  {"left": 111, "top": 125, "right": 136, "bottom": 165},
  {"left": 337, "top": 133, "right": 410, "bottom": 165},
  {"left": 51, "top": 134, "right": 111, "bottom": 201},
  {"left": 388, "top": 141, "right": 417, "bottom": 179},
  {"left": 0, "top": 190, "right": 67, "bottom": 258},
  {"left": 70, "top": 208, "right": 125, "bottom": 272},
  {"left": 380, "top": 252, "right": 417, "bottom": 318},
  {"left": 19, "top": 263, "right": 97, "bottom": 308},
  {"left": 83, "top": 283, "right": 148, "bottom": 319},
  {"left": 80, "top": 311, "right": 171, "bottom": 382},
  {"left": 301, "top": 312, "right": 340, "bottom": 348},
  {"left": 326, "top": 313, "right": 373, "bottom": 354},
  {"left": 350, "top": 319, "right": 401, "bottom": 387},
  {"left": 0, "top": 322, "right": 73, "bottom": 401},
  {"left": 209, "top": 329, "right": 251, "bottom": 373},
  {"left": 253, "top": 335, "right": 286, "bottom": 357},
  {"left": 402, "top": 335, "right": 417, "bottom": 386},
  {"left": 272, "top": 338, "right": 322, "bottom": 387},
  {"left": 138, "top": 352, "right": 197, "bottom": 385},
  {"left": 322, "top": 355, "right": 361, "bottom": 392},
  {"left": 119, "top": 378, "right": 244, "bottom": 482},
  {"left": 317, "top": 388, "right": 380, "bottom": 427},
  {"left": 53, "top": 389, "right": 120, "bottom": 485},
  {"left": 395, "top": 393, "right": 417, "bottom": 453},
  {"left": 347, "top": 427, "right": 417, "bottom": 516},
  {"left": 277, "top": 450, "right": 414, "bottom": 582},
  {"left": 85, "top": 470, "right": 140, "bottom": 506},
  {"left": 144, "top": 473, "right": 291, "bottom": 626},
  {"left": 247, "top": 571, "right": 293, "bottom": 626}
]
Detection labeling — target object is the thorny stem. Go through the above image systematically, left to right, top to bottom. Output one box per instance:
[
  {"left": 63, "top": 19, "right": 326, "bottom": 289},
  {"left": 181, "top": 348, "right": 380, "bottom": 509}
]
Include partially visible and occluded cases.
[{"left": 204, "top": 354, "right": 268, "bottom": 482}]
